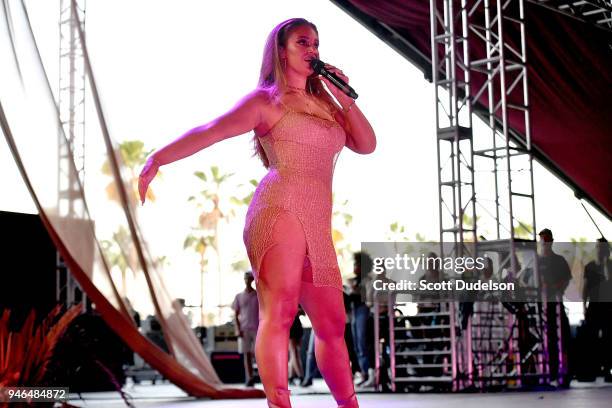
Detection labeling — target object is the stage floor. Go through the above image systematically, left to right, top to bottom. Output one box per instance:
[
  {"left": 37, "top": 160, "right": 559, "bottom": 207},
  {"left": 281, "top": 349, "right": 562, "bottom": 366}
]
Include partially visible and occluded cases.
[{"left": 67, "top": 378, "right": 612, "bottom": 407}]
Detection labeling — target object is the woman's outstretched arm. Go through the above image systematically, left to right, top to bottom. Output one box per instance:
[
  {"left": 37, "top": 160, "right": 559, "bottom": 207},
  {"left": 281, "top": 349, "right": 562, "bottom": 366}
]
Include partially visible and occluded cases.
[{"left": 139, "top": 90, "right": 266, "bottom": 203}]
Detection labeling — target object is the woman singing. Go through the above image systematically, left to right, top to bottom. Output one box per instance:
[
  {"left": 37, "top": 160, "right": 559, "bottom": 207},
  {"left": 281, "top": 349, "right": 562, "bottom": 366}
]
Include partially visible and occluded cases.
[{"left": 139, "top": 18, "right": 376, "bottom": 408}]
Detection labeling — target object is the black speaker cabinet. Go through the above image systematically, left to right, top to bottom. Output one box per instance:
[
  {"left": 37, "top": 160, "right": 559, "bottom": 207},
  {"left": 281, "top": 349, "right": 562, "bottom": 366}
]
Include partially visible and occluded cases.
[
  {"left": 0, "top": 210, "right": 56, "bottom": 322},
  {"left": 210, "top": 351, "right": 245, "bottom": 383}
]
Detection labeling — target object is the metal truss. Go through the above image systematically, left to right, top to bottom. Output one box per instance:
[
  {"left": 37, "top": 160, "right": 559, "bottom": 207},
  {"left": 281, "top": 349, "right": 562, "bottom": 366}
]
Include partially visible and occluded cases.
[
  {"left": 56, "top": 0, "right": 86, "bottom": 307},
  {"left": 58, "top": 0, "right": 86, "bottom": 203},
  {"left": 430, "top": 0, "right": 543, "bottom": 390},
  {"left": 430, "top": 0, "right": 477, "bottom": 262},
  {"left": 431, "top": 0, "right": 537, "bottom": 269},
  {"left": 468, "top": 0, "right": 537, "bottom": 251},
  {"left": 529, "top": 0, "right": 612, "bottom": 33},
  {"left": 467, "top": 239, "right": 549, "bottom": 388},
  {"left": 56, "top": 252, "right": 86, "bottom": 308},
  {"left": 469, "top": 298, "right": 551, "bottom": 389},
  {"left": 468, "top": 299, "right": 548, "bottom": 389},
  {"left": 470, "top": 302, "right": 520, "bottom": 388}
]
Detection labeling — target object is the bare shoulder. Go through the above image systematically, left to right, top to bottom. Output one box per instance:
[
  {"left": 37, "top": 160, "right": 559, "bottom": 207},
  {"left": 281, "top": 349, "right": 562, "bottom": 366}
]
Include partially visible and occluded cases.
[
  {"left": 237, "top": 88, "right": 271, "bottom": 113},
  {"left": 251, "top": 88, "right": 273, "bottom": 104},
  {"left": 204, "top": 89, "right": 275, "bottom": 143},
  {"left": 250, "top": 89, "right": 284, "bottom": 136}
]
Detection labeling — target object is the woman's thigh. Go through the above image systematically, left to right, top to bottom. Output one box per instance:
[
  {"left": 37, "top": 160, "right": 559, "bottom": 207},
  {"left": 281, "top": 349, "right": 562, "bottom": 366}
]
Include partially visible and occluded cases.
[{"left": 257, "top": 210, "right": 308, "bottom": 309}]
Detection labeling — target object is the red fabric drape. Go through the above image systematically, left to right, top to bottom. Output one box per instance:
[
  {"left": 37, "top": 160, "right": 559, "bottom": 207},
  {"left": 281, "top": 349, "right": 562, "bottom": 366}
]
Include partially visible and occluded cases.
[
  {"left": 349, "top": 0, "right": 612, "bottom": 216},
  {"left": 0, "top": 101, "right": 264, "bottom": 399}
]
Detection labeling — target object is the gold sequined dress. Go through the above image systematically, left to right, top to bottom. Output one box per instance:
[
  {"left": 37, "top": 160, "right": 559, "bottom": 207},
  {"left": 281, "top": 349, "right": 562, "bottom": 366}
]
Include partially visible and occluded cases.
[{"left": 243, "top": 104, "right": 346, "bottom": 291}]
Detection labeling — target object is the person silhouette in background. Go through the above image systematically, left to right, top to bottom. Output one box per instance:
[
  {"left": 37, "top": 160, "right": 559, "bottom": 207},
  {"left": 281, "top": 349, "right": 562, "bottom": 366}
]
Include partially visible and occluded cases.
[
  {"left": 537, "top": 228, "right": 571, "bottom": 386},
  {"left": 583, "top": 238, "right": 612, "bottom": 382},
  {"left": 348, "top": 251, "right": 374, "bottom": 387},
  {"left": 232, "top": 271, "right": 259, "bottom": 387},
  {"left": 288, "top": 306, "right": 305, "bottom": 385}
]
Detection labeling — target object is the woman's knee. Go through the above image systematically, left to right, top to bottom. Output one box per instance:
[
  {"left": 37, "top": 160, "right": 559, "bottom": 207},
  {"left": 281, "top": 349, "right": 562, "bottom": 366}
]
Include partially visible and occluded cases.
[
  {"left": 301, "top": 285, "right": 346, "bottom": 341},
  {"left": 259, "top": 296, "right": 299, "bottom": 332},
  {"left": 313, "top": 312, "right": 346, "bottom": 342}
]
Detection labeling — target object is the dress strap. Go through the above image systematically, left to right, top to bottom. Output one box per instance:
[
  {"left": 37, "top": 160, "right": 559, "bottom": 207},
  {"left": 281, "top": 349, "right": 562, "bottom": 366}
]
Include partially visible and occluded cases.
[{"left": 258, "top": 107, "right": 292, "bottom": 138}]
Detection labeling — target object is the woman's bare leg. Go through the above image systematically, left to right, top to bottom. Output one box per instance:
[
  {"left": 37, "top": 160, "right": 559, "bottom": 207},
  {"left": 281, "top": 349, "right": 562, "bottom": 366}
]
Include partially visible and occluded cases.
[
  {"left": 255, "top": 212, "right": 306, "bottom": 407},
  {"left": 299, "top": 282, "right": 359, "bottom": 407}
]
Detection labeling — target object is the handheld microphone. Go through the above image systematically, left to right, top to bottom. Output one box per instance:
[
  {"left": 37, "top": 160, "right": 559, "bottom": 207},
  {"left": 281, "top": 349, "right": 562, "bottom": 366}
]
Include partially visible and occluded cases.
[{"left": 310, "top": 58, "right": 358, "bottom": 99}]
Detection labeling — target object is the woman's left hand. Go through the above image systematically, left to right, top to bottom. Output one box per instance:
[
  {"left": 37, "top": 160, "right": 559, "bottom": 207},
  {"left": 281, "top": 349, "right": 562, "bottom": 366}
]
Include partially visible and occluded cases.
[
  {"left": 318, "top": 63, "right": 354, "bottom": 108},
  {"left": 138, "top": 157, "right": 160, "bottom": 205}
]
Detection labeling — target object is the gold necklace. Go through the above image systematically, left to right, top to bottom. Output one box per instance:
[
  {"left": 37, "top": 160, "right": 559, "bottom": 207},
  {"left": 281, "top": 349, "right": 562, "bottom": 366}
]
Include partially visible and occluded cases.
[
  {"left": 285, "top": 85, "right": 317, "bottom": 115},
  {"left": 286, "top": 85, "right": 308, "bottom": 93}
]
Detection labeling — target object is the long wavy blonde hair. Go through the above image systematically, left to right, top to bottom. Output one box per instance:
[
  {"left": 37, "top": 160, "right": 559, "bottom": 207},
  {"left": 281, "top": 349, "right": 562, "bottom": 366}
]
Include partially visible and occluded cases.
[{"left": 254, "top": 18, "right": 337, "bottom": 168}]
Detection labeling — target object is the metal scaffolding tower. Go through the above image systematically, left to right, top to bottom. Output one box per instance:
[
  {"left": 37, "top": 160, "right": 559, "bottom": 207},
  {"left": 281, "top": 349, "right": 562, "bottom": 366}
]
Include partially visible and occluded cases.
[
  {"left": 56, "top": 0, "right": 87, "bottom": 308},
  {"left": 429, "top": 0, "right": 545, "bottom": 390},
  {"left": 430, "top": 0, "right": 537, "bottom": 253},
  {"left": 431, "top": 0, "right": 477, "bottom": 261}
]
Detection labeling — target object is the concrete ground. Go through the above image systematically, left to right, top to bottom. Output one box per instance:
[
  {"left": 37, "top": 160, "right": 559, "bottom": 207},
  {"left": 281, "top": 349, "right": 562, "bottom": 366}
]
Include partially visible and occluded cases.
[{"left": 66, "top": 378, "right": 612, "bottom": 408}]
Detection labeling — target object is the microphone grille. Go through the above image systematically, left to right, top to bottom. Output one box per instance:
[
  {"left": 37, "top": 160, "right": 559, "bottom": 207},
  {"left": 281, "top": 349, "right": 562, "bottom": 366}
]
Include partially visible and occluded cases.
[{"left": 310, "top": 58, "right": 324, "bottom": 74}]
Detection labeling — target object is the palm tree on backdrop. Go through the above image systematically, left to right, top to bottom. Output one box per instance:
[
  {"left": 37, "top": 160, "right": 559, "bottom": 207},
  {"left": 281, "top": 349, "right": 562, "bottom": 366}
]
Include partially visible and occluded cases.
[
  {"left": 101, "top": 140, "right": 159, "bottom": 295},
  {"left": 103, "top": 140, "right": 156, "bottom": 207},
  {"left": 183, "top": 166, "right": 256, "bottom": 326},
  {"left": 331, "top": 195, "right": 355, "bottom": 279},
  {"left": 463, "top": 212, "right": 533, "bottom": 241},
  {"left": 462, "top": 213, "right": 492, "bottom": 242},
  {"left": 513, "top": 219, "right": 534, "bottom": 240},
  {"left": 385, "top": 221, "right": 429, "bottom": 269},
  {"left": 387, "top": 221, "right": 426, "bottom": 246},
  {"left": 101, "top": 226, "right": 131, "bottom": 293}
]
